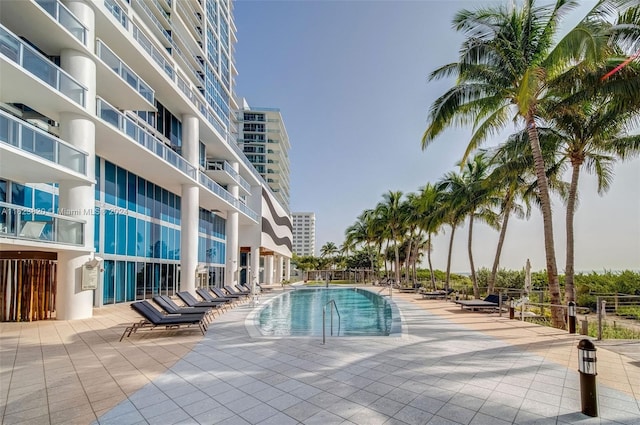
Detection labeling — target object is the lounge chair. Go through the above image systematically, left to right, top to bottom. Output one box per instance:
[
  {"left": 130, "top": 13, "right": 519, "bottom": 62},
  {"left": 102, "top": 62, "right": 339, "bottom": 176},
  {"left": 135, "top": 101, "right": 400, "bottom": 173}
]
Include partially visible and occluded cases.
[
  {"left": 224, "top": 285, "right": 250, "bottom": 298},
  {"left": 211, "top": 287, "right": 243, "bottom": 304},
  {"left": 195, "top": 288, "right": 232, "bottom": 310},
  {"left": 420, "top": 289, "right": 451, "bottom": 300},
  {"left": 176, "top": 291, "right": 228, "bottom": 311},
  {"left": 453, "top": 294, "right": 505, "bottom": 311},
  {"left": 153, "top": 295, "right": 217, "bottom": 321},
  {"left": 120, "top": 300, "right": 206, "bottom": 341}
]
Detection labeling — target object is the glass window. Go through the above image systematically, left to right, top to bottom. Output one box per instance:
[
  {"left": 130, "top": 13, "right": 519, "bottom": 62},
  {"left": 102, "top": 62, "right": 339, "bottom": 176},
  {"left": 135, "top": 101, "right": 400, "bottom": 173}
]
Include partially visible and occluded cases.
[
  {"left": 95, "top": 157, "right": 101, "bottom": 201},
  {"left": 104, "top": 161, "right": 116, "bottom": 205},
  {"left": 116, "top": 166, "right": 126, "bottom": 208},
  {"left": 127, "top": 172, "right": 137, "bottom": 212},
  {"left": 137, "top": 176, "right": 147, "bottom": 215},
  {"left": 154, "top": 185, "right": 161, "bottom": 219},
  {"left": 34, "top": 189, "right": 53, "bottom": 212},
  {"left": 161, "top": 189, "right": 168, "bottom": 222},
  {"left": 94, "top": 207, "right": 100, "bottom": 252},
  {"left": 104, "top": 210, "right": 115, "bottom": 254},
  {"left": 116, "top": 213, "right": 126, "bottom": 255},
  {"left": 127, "top": 216, "right": 136, "bottom": 256},
  {"left": 136, "top": 217, "right": 146, "bottom": 257},
  {"left": 151, "top": 223, "right": 161, "bottom": 258},
  {"left": 161, "top": 225, "right": 168, "bottom": 259},
  {"left": 103, "top": 260, "right": 114, "bottom": 304},
  {"left": 115, "top": 261, "right": 126, "bottom": 303},
  {"left": 126, "top": 262, "right": 136, "bottom": 302},
  {"left": 135, "top": 262, "right": 145, "bottom": 300}
]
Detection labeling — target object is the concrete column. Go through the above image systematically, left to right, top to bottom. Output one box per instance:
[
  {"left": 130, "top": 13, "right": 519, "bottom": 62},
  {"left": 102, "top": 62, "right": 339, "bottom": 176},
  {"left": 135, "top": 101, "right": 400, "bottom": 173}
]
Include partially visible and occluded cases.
[
  {"left": 55, "top": 3, "right": 96, "bottom": 320},
  {"left": 180, "top": 115, "right": 199, "bottom": 293},
  {"left": 225, "top": 162, "right": 239, "bottom": 286},
  {"left": 180, "top": 184, "right": 198, "bottom": 293},
  {"left": 251, "top": 246, "right": 260, "bottom": 292},
  {"left": 265, "top": 255, "right": 274, "bottom": 285},
  {"left": 275, "top": 255, "right": 283, "bottom": 284},
  {"left": 284, "top": 257, "right": 291, "bottom": 281}
]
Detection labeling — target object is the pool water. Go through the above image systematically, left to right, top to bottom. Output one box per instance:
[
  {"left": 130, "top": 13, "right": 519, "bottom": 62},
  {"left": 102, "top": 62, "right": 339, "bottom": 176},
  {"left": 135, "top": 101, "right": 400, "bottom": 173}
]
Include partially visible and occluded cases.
[{"left": 258, "top": 287, "right": 392, "bottom": 336}]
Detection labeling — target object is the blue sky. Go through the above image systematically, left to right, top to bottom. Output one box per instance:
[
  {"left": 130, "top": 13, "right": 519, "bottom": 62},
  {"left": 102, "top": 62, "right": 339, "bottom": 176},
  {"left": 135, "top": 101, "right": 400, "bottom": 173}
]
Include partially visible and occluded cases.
[{"left": 233, "top": 0, "right": 639, "bottom": 273}]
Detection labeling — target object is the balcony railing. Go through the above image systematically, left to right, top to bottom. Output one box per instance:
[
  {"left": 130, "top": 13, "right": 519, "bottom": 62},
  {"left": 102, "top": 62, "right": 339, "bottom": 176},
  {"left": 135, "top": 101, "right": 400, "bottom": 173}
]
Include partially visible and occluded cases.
[
  {"left": 35, "top": 0, "right": 87, "bottom": 45},
  {"left": 104, "top": 0, "right": 128, "bottom": 29},
  {"left": 132, "top": 23, "right": 174, "bottom": 79},
  {"left": 0, "top": 25, "right": 87, "bottom": 107},
  {"left": 96, "top": 39, "right": 154, "bottom": 104},
  {"left": 97, "top": 98, "right": 196, "bottom": 179},
  {"left": 0, "top": 110, "right": 88, "bottom": 175},
  {"left": 205, "top": 160, "right": 251, "bottom": 192},
  {"left": 197, "top": 172, "right": 257, "bottom": 221},
  {"left": 0, "top": 202, "right": 85, "bottom": 246}
]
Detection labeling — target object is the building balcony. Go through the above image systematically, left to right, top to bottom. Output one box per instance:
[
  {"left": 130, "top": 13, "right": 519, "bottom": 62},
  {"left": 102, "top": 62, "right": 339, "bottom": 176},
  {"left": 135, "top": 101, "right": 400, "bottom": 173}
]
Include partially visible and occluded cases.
[
  {"left": 0, "top": 0, "right": 88, "bottom": 55},
  {"left": 35, "top": 0, "right": 87, "bottom": 45},
  {"left": 0, "top": 25, "right": 87, "bottom": 117},
  {"left": 95, "top": 39, "right": 155, "bottom": 110},
  {"left": 96, "top": 97, "right": 196, "bottom": 179},
  {"left": 0, "top": 109, "right": 91, "bottom": 183},
  {"left": 204, "top": 160, "right": 251, "bottom": 194},
  {"left": 198, "top": 172, "right": 258, "bottom": 223},
  {"left": 0, "top": 201, "right": 85, "bottom": 247}
]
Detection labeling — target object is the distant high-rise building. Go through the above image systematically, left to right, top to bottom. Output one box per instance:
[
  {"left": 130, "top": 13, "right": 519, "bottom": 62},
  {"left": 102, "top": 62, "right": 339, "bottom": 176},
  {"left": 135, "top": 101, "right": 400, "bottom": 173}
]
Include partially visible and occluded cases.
[
  {"left": 237, "top": 100, "right": 291, "bottom": 210},
  {"left": 292, "top": 213, "right": 316, "bottom": 256}
]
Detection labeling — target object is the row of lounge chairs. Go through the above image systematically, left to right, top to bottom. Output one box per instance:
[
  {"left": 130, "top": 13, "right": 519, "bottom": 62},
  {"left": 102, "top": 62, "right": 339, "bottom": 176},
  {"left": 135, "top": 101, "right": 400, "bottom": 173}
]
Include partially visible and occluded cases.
[{"left": 119, "top": 284, "right": 255, "bottom": 341}]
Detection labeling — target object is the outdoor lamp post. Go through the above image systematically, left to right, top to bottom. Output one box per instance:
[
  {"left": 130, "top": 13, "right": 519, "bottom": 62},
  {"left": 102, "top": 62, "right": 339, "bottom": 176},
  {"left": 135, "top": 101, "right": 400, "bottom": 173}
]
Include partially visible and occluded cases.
[
  {"left": 568, "top": 301, "right": 577, "bottom": 334},
  {"left": 577, "top": 339, "right": 598, "bottom": 417}
]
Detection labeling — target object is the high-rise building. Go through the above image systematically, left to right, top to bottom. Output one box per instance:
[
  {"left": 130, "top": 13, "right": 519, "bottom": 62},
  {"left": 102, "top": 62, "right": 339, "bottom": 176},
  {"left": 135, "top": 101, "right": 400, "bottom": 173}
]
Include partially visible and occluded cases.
[
  {"left": 0, "top": 0, "right": 292, "bottom": 321},
  {"left": 237, "top": 99, "right": 291, "bottom": 211},
  {"left": 292, "top": 212, "right": 316, "bottom": 256}
]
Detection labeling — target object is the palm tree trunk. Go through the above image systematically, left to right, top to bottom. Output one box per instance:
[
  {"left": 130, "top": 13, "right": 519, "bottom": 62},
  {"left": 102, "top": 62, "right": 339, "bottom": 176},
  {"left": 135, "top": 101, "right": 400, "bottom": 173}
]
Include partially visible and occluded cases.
[
  {"left": 527, "top": 117, "right": 563, "bottom": 329},
  {"left": 565, "top": 162, "right": 581, "bottom": 303},
  {"left": 489, "top": 192, "right": 514, "bottom": 294},
  {"left": 468, "top": 213, "right": 479, "bottom": 298},
  {"left": 445, "top": 224, "right": 456, "bottom": 291},
  {"left": 428, "top": 234, "right": 436, "bottom": 290},
  {"left": 405, "top": 238, "right": 413, "bottom": 284}
]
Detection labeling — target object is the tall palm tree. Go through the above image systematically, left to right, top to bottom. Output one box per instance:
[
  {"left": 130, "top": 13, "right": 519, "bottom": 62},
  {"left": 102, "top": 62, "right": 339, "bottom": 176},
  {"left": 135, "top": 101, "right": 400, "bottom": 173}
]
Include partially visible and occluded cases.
[
  {"left": 421, "top": 0, "right": 613, "bottom": 327},
  {"left": 488, "top": 131, "right": 569, "bottom": 294},
  {"left": 439, "top": 153, "right": 499, "bottom": 298},
  {"left": 435, "top": 174, "right": 468, "bottom": 291},
  {"left": 416, "top": 183, "right": 445, "bottom": 290},
  {"left": 375, "top": 191, "right": 404, "bottom": 286}
]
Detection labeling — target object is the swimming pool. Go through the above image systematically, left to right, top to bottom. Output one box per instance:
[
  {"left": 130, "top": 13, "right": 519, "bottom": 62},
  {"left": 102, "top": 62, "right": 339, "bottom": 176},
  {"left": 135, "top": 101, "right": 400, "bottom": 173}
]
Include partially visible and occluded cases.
[{"left": 255, "top": 287, "right": 395, "bottom": 337}]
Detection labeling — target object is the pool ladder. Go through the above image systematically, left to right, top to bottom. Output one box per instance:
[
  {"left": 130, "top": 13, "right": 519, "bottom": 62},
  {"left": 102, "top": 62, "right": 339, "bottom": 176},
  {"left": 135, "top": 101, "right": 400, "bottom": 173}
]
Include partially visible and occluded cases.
[{"left": 322, "top": 299, "right": 341, "bottom": 345}]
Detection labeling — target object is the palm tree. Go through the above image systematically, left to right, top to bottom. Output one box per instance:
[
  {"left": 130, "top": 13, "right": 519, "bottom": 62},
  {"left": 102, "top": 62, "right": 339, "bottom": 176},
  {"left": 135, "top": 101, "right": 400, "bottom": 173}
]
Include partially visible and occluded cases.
[
  {"left": 421, "top": 0, "right": 614, "bottom": 327},
  {"left": 487, "top": 131, "right": 569, "bottom": 295},
  {"left": 439, "top": 153, "right": 499, "bottom": 298},
  {"left": 435, "top": 173, "right": 467, "bottom": 292},
  {"left": 416, "top": 183, "right": 445, "bottom": 290},
  {"left": 375, "top": 191, "right": 404, "bottom": 286}
]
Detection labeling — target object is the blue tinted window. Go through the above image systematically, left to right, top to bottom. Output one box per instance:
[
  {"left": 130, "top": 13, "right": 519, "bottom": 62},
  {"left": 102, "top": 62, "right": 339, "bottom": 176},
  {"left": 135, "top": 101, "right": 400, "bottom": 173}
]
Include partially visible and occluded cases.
[
  {"left": 95, "top": 157, "right": 101, "bottom": 200},
  {"left": 104, "top": 161, "right": 116, "bottom": 205},
  {"left": 116, "top": 167, "right": 126, "bottom": 208},
  {"left": 127, "top": 172, "right": 136, "bottom": 212},
  {"left": 137, "top": 177, "right": 147, "bottom": 215},
  {"left": 34, "top": 189, "right": 53, "bottom": 212},
  {"left": 94, "top": 207, "right": 100, "bottom": 252},
  {"left": 104, "top": 211, "right": 115, "bottom": 254},
  {"left": 116, "top": 213, "right": 126, "bottom": 255},
  {"left": 127, "top": 216, "right": 136, "bottom": 256},
  {"left": 136, "top": 218, "right": 145, "bottom": 257},
  {"left": 161, "top": 225, "right": 168, "bottom": 259},
  {"left": 103, "top": 260, "right": 114, "bottom": 304},
  {"left": 115, "top": 261, "right": 126, "bottom": 303},
  {"left": 126, "top": 262, "right": 136, "bottom": 302}
]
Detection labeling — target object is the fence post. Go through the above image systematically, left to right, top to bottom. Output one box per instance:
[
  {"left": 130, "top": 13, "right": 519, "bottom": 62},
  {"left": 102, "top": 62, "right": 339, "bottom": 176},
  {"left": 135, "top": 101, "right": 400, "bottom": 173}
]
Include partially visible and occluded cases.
[{"left": 597, "top": 297, "right": 606, "bottom": 341}]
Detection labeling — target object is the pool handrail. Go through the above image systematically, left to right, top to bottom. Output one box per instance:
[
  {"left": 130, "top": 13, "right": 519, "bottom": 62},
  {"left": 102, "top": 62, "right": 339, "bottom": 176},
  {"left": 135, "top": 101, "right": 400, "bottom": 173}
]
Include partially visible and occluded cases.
[{"left": 322, "top": 299, "right": 341, "bottom": 345}]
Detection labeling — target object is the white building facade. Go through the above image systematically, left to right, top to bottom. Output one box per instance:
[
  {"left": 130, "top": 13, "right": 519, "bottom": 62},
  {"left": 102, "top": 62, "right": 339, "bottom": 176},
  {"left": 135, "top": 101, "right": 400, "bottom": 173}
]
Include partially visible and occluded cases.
[
  {"left": 0, "top": 0, "right": 291, "bottom": 321},
  {"left": 292, "top": 212, "right": 316, "bottom": 256}
]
